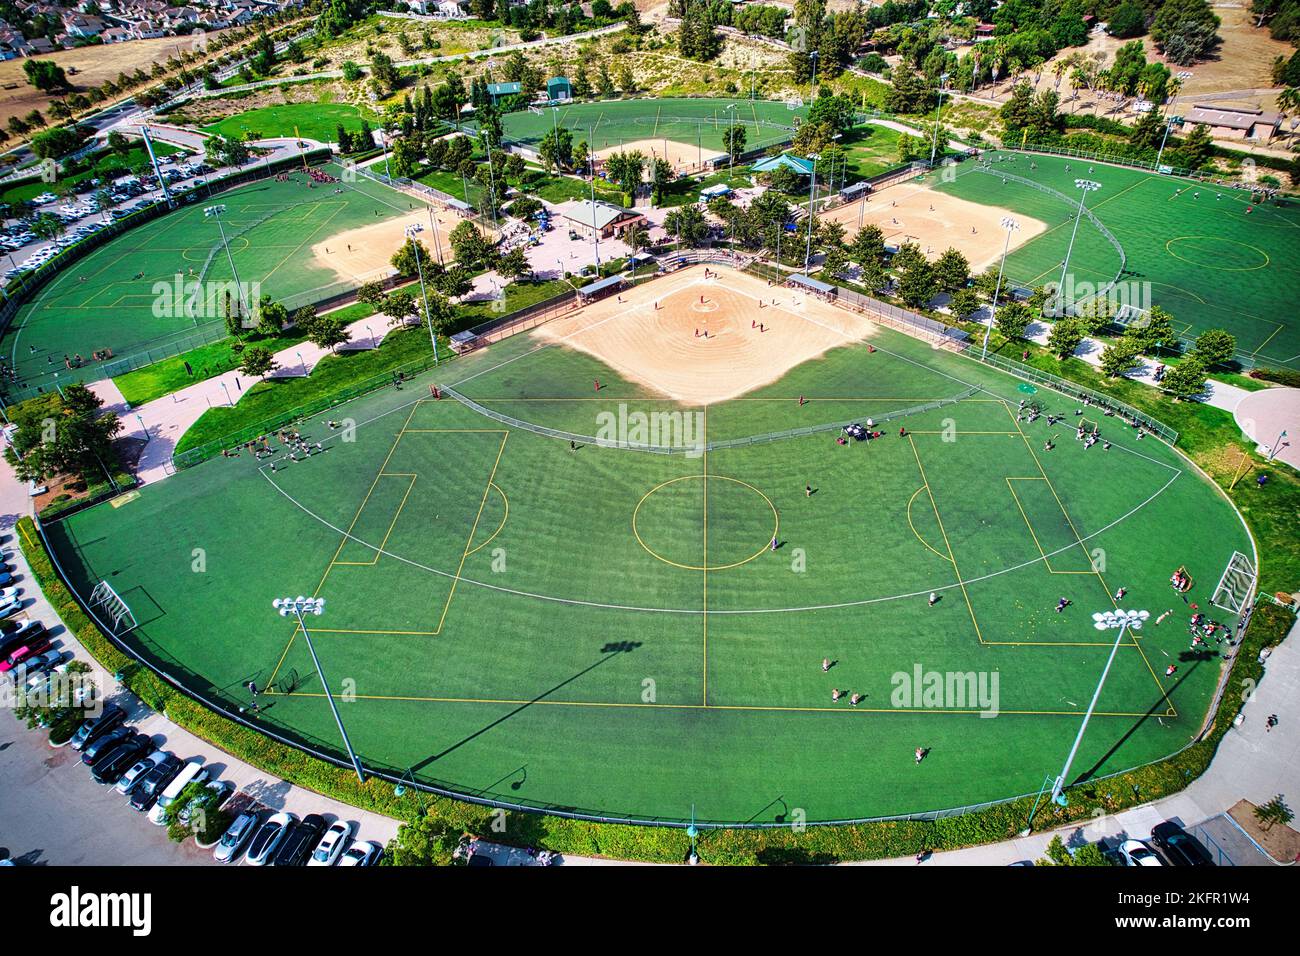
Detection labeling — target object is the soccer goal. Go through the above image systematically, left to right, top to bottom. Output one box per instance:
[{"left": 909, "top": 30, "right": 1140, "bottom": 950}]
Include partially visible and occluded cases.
[
  {"left": 786, "top": 95, "right": 804, "bottom": 109},
  {"left": 1211, "top": 551, "right": 1257, "bottom": 615},
  {"left": 88, "top": 580, "right": 138, "bottom": 634}
]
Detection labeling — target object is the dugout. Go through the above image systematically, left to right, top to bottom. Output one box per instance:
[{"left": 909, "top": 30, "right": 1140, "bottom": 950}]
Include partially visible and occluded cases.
[
  {"left": 839, "top": 182, "right": 870, "bottom": 203},
  {"left": 578, "top": 273, "right": 626, "bottom": 303},
  {"left": 787, "top": 273, "right": 838, "bottom": 301},
  {"left": 449, "top": 330, "right": 480, "bottom": 354}
]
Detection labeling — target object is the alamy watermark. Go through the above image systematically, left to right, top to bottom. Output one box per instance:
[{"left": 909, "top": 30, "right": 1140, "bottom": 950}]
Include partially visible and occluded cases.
[
  {"left": 152, "top": 275, "right": 261, "bottom": 322},
  {"left": 595, "top": 403, "right": 705, "bottom": 457},
  {"left": 891, "top": 663, "right": 1000, "bottom": 718}
]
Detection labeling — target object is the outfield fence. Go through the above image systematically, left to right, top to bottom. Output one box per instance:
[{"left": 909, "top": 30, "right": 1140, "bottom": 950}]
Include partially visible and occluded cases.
[
  {"left": 169, "top": 347, "right": 444, "bottom": 470},
  {"left": 971, "top": 351, "right": 1179, "bottom": 443}
]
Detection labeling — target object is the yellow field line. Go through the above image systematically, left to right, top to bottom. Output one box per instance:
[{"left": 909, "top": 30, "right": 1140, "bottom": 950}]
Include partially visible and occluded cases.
[{"left": 435, "top": 432, "right": 509, "bottom": 634}]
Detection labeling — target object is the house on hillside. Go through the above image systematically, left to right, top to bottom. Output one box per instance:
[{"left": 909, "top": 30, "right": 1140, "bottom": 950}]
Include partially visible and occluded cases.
[{"left": 1182, "top": 104, "right": 1284, "bottom": 144}]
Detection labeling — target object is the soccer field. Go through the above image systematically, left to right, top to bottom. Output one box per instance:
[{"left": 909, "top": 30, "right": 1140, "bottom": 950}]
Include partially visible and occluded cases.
[
  {"left": 499, "top": 97, "right": 808, "bottom": 161},
  {"left": 926, "top": 150, "right": 1300, "bottom": 371},
  {"left": 0, "top": 163, "right": 427, "bottom": 398},
  {"left": 44, "top": 265, "right": 1252, "bottom": 824}
]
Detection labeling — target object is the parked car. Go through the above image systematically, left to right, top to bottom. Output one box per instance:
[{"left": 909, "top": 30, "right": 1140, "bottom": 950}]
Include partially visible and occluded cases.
[
  {"left": 0, "top": 571, "right": 15, "bottom": 588},
  {"left": 0, "top": 594, "right": 22, "bottom": 620},
  {"left": 0, "top": 621, "right": 43, "bottom": 656},
  {"left": 0, "top": 639, "right": 48, "bottom": 673},
  {"left": 69, "top": 703, "right": 125, "bottom": 752},
  {"left": 79, "top": 725, "right": 132, "bottom": 765},
  {"left": 89, "top": 733, "right": 152, "bottom": 785},
  {"left": 115, "top": 750, "right": 169, "bottom": 796},
  {"left": 129, "top": 754, "right": 182, "bottom": 812},
  {"left": 148, "top": 760, "right": 208, "bottom": 825},
  {"left": 213, "top": 810, "right": 262, "bottom": 864},
  {"left": 244, "top": 811, "right": 295, "bottom": 866},
  {"left": 272, "top": 813, "right": 325, "bottom": 866},
  {"left": 307, "top": 820, "right": 352, "bottom": 867},
  {"left": 1150, "top": 822, "right": 1214, "bottom": 866},
  {"left": 1118, "top": 839, "right": 1164, "bottom": 867},
  {"left": 337, "top": 840, "right": 383, "bottom": 867}
]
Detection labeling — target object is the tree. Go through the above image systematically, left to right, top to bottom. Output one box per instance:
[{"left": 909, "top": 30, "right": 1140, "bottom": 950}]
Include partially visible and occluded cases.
[
  {"left": 1152, "top": 0, "right": 1221, "bottom": 64},
  {"left": 1107, "top": 1, "right": 1146, "bottom": 38},
  {"left": 24, "top": 60, "right": 69, "bottom": 92},
  {"left": 722, "top": 123, "right": 747, "bottom": 161},
  {"left": 538, "top": 127, "right": 573, "bottom": 172},
  {"left": 106, "top": 130, "right": 131, "bottom": 157},
  {"left": 650, "top": 158, "right": 673, "bottom": 205},
  {"left": 664, "top": 203, "right": 710, "bottom": 246},
  {"left": 448, "top": 221, "right": 494, "bottom": 269},
  {"left": 850, "top": 225, "right": 886, "bottom": 267},
  {"left": 391, "top": 237, "right": 433, "bottom": 278},
  {"left": 496, "top": 246, "right": 531, "bottom": 282},
  {"left": 820, "top": 246, "right": 849, "bottom": 280},
  {"left": 932, "top": 248, "right": 970, "bottom": 293},
  {"left": 896, "top": 258, "right": 936, "bottom": 309},
  {"left": 434, "top": 264, "right": 474, "bottom": 299},
  {"left": 357, "top": 281, "right": 387, "bottom": 306},
  {"left": 948, "top": 287, "right": 981, "bottom": 319},
  {"left": 382, "top": 289, "right": 418, "bottom": 327},
  {"left": 256, "top": 296, "right": 289, "bottom": 337},
  {"left": 995, "top": 301, "right": 1034, "bottom": 342},
  {"left": 1126, "top": 306, "right": 1176, "bottom": 353},
  {"left": 300, "top": 308, "right": 351, "bottom": 352},
  {"left": 1046, "top": 318, "right": 1085, "bottom": 358},
  {"left": 1193, "top": 328, "right": 1236, "bottom": 367},
  {"left": 1099, "top": 338, "right": 1142, "bottom": 377},
  {"left": 239, "top": 345, "right": 278, "bottom": 378},
  {"left": 1159, "top": 356, "right": 1208, "bottom": 399},
  {"left": 2, "top": 385, "right": 122, "bottom": 486},
  {"left": 1254, "top": 795, "right": 1294, "bottom": 832},
  {"left": 385, "top": 808, "right": 460, "bottom": 866},
  {"left": 1040, "top": 835, "right": 1114, "bottom": 866}
]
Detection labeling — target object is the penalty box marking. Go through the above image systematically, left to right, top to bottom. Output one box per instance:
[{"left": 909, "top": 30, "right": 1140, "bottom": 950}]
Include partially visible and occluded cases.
[{"left": 265, "top": 410, "right": 509, "bottom": 689}]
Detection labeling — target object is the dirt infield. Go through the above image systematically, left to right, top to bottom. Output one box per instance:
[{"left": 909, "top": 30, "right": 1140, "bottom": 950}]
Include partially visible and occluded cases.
[
  {"left": 594, "top": 138, "right": 709, "bottom": 173},
  {"left": 819, "top": 178, "right": 1046, "bottom": 271},
  {"left": 309, "top": 204, "right": 476, "bottom": 283},
  {"left": 533, "top": 264, "right": 874, "bottom": 404}
]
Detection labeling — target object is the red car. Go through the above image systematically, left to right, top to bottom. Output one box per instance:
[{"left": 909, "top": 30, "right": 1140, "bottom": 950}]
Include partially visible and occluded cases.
[{"left": 0, "top": 638, "right": 47, "bottom": 673}]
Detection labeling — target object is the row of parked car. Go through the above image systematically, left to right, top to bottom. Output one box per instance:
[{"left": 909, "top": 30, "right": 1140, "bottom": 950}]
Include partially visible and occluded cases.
[
  {"left": 1, "top": 154, "right": 219, "bottom": 283},
  {"left": 68, "top": 701, "right": 384, "bottom": 866},
  {"left": 1114, "top": 822, "right": 1217, "bottom": 867}
]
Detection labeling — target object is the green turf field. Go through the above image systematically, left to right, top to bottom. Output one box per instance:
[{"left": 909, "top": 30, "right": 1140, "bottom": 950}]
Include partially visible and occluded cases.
[
  {"left": 499, "top": 97, "right": 809, "bottom": 159},
  {"left": 201, "top": 102, "right": 379, "bottom": 144},
  {"left": 928, "top": 150, "right": 1300, "bottom": 371},
  {"left": 1, "top": 163, "right": 424, "bottom": 397},
  {"left": 45, "top": 291, "right": 1252, "bottom": 824}
]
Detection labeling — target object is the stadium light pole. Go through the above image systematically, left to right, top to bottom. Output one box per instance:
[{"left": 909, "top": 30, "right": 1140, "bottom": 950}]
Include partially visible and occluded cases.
[
  {"left": 809, "top": 50, "right": 819, "bottom": 92},
  {"left": 928, "top": 73, "right": 950, "bottom": 167},
  {"left": 726, "top": 103, "right": 737, "bottom": 170},
  {"left": 1155, "top": 115, "right": 1178, "bottom": 169},
  {"left": 588, "top": 124, "right": 600, "bottom": 271},
  {"left": 803, "top": 153, "right": 819, "bottom": 276},
  {"left": 1057, "top": 179, "right": 1101, "bottom": 310},
  {"left": 204, "top": 204, "right": 250, "bottom": 322},
  {"left": 425, "top": 206, "right": 444, "bottom": 266},
  {"left": 980, "top": 216, "right": 1019, "bottom": 360},
  {"left": 405, "top": 224, "right": 439, "bottom": 365},
  {"left": 272, "top": 596, "right": 366, "bottom": 784},
  {"left": 1049, "top": 609, "right": 1149, "bottom": 806}
]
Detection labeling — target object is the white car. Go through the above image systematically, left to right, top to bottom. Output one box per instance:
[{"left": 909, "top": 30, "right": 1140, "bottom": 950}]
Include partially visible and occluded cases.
[
  {"left": 32, "top": 193, "right": 56, "bottom": 204},
  {"left": 307, "top": 820, "right": 352, "bottom": 866},
  {"left": 1119, "top": 839, "right": 1164, "bottom": 867},
  {"left": 337, "top": 840, "right": 382, "bottom": 867}
]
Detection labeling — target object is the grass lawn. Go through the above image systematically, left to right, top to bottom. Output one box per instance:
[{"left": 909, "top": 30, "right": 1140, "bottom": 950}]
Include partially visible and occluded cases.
[
  {"left": 203, "top": 101, "right": 379, "bottom": 143},
  {"left": 839, "top": 123, "right": 908, "bottom": 181},
  {"left": 657, "top": 167, "right": 755, "bottom": 209},
  {"left": 525, "top": 170, "right": 624, "bottom": 206},
  {"left": 112, "top": 301, "right": 379, "bottom": 407}
]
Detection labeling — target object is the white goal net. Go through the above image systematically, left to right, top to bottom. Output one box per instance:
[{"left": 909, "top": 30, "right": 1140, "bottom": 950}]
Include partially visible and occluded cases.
[
  {"left": 1211, "top": 551, "right": 1256, "bottom": 616},
  {"left": 89, "top": 580, "right": 138, "bottom": 634}
]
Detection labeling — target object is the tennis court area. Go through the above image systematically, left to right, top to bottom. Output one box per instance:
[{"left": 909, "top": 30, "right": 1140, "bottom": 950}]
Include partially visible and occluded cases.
[
  {"left": 926, "top": 150, "right": 1300, "bottom": 370},
  {"left": 1, "top": 163, "right": 427, "bottom": 396},
  {"left": 43, "top": 269, "right": 1253, "bottom": 824}
]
